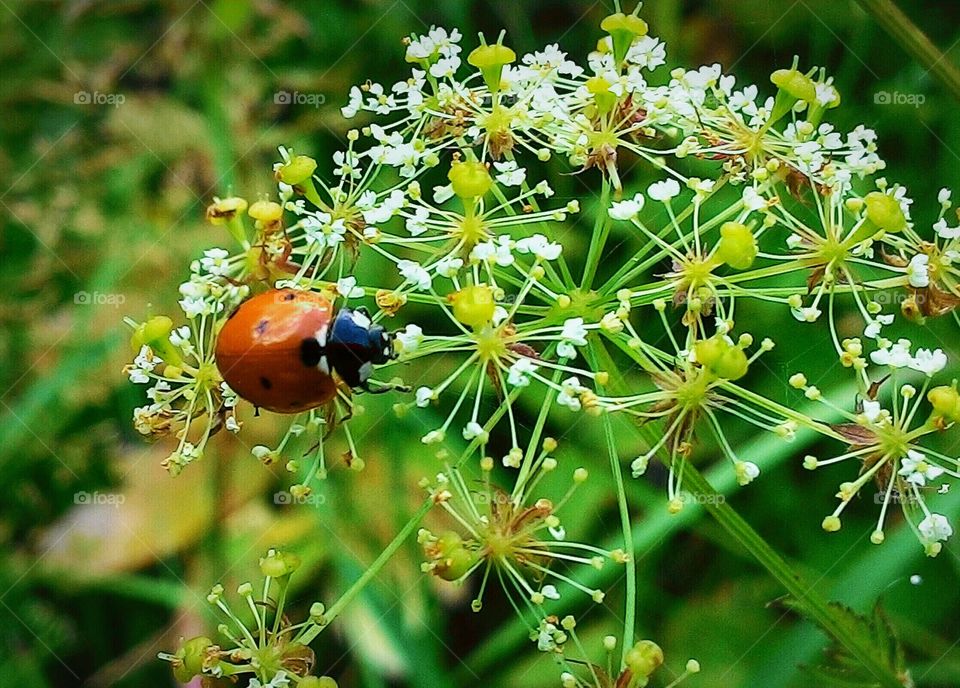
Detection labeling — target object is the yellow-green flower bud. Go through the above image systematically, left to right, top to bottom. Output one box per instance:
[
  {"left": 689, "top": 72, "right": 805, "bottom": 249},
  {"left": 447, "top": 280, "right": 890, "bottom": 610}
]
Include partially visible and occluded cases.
[
  {"left": 600, "top": 12, "right": 648, "bottom": 66},
  {"left": 468, "top": 42, "right": 516, "bottom": 92},
  {"left": 770, "top": 68, "right": 817, "bottom": 103},
  {"left": 586, "top": 75, "right": 617, "bottom": 117},
  {"left": 277, "top": 155, "right": 318, "bottom": 186},
  {"left": 448, "top": 160, "right": 492, "bottom": 200},
  {"left": 864, "top": 192, "right": 906, "bottom": 233},
  {"left": 205, "top": 197, "right": 248, "bottom": 225},
  {"left": 249, "top": 199, "right": 283, "bottom": 224},
  {"left": 715, "top": 222, "right": 757, "bottom": 270},
  {"left": 450, "top": 284, "right": 496, "bottom": 329},
  {"left": 131, "top": 315, "right": 183, "bottom": 368},
  {"left": 694, "top": 335, "right": 749, "bottom": 381},
  {"left": 929, "top": 384, "right": 960, "bottom": 423},
  {"left": 259, "top": 550, "right": 302, "bottom": 578},
  {"left": 172, "top": 636, "right": 213, "bottom": 682},
  {"left": 625, "top": 639, "right": 664, "bottom": 678},
  {"left": 300, "top": 678, "right": 339, "bottom": 688}
]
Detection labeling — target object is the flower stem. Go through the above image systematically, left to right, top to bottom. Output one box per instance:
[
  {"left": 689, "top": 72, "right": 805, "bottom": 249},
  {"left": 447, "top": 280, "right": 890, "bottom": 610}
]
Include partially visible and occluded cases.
[
  {"left": 856, "top": 0, "right": 960, "bottom": 103},
  {"left": 581, "top": 179, "right": 613, "bottom": 291},
  {"left": 586, "top": 339, "right": 636, "bottom": 666},
  {"left": 680, "top": 464, "right": 905, "bottom": 688},
  {"left": 299, "top": 497, "right": 433, "bottom": 644}
]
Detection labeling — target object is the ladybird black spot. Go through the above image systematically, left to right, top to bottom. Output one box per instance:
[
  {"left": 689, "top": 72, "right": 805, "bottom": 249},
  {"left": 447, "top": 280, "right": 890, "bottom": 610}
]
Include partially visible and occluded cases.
[
  {"left": 282, "top": 292, "right": 295, "bottom": 301},
  {"left": 255, "top": 319, "right": 269, "bottom": 336},
  {"left": 300, "top": 337, "right": 324, "bottom": 367},
  {"left": 259, "top": 376, "right": 273, "bottom": 390}
]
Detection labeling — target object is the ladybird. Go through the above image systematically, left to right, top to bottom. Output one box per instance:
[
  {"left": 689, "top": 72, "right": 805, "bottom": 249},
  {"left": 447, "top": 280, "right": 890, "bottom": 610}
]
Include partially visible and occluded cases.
[{"left": 215, "top": 289, "right": 395, "bottom": 413}]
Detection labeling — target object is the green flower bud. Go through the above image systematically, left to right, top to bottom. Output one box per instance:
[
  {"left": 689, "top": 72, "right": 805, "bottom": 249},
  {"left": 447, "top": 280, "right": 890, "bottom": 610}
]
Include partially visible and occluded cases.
[
  {"left": 600, "top": 12, "right": 648, "bottom": 66},
  {"left": 468, "top": 42, "right": 516, "bottom": 92},
  {"left": 770, "top": 68, "right": 817, "bottom": 103},
  {"left": 586, "top": 75, "right": 617, "bottom": 117},
  {"left": 277, "top": 155, "right": 318, "bottom": 186},
  {"left": 448, "top": 160, "right": 492, "bottom": 199},
  {"left": 864, "top": 192, "right": 906, "bottom": 233},
  {"left": 715, "top": 222, "right": 757, "bottom": 270},
  {"left": 450, "top": 284, "right": 496, "bottom": 329},
  {"left": 131, "top": 315, "right": 183, "bottom": 367},
  {"left": 694, "top": 335, "right": 749, "bottom": 381},
  {"left": 435, "top": 531, "right": 478, "bottom": 581},
  {"left": 259, "top": 550, "right": 302, "bottom": 578},
  {"left": 172, "top": 635, "right": 213, "bottom": 682},
  {"left": 625, "top": 639, "right": 664, "bottom": 678},
  {"left": 300, "top": 678, "right": 339, "bottom": 688}
]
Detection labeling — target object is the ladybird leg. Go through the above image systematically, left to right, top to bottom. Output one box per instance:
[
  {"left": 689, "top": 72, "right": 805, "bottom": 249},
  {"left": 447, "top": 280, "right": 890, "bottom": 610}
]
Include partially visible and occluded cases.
[{"left": 360, "top": 379, "right": 411, "bottom": 395}]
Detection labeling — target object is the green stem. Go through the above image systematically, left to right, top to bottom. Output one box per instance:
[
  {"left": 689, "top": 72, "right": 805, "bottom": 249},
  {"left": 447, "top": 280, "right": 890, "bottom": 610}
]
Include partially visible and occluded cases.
[
  {"left": 856, "top": 0, "right": 960, "bottom": 103},
  {"left": 581, "top": 179, "right": 612, "bottom": 291},
  {"left": 586, "top": 339, "right": 636, "bottom": 666},
  {"left": 680, "top": 465, "right": 905, "bottom": 688},
  {"left": 299, "top": 498, "right": 433, "bottom": 644}
]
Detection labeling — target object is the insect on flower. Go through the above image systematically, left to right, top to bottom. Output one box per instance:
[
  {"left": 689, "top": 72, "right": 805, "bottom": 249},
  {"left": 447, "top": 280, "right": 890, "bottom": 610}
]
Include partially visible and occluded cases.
[{"left": 214, "top": 288, "right": 399, "bottom": 413}]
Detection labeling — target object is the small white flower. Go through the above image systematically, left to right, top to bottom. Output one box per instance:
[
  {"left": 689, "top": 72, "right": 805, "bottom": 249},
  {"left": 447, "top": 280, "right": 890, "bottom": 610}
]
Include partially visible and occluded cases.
[
  {"left": 493, "top": 160, "right": 526, "bottom": 186},
  {"left": 647, "top": 178, "right": 681, "bottom": 202},
  {"left": 742, "top": 186, "right": 768, "bottom": 211},
  {"left": 608, "top": 193, "right": 645, "bottom": 220},
  {"left": 515, "top": 234, "right": 562, "bottom": 261},
  {"left": 906, "top": 254, "right": 930, "bottom": 288},
  {"left": 434, "top": 255, "right": 464, "bottom": 277},
  {"left": 398, "top": 260, "right": 432, "bottom": 290},
  {"left": 335, "top": 276, "right": 365, "bottom": 298},
  {"left": 791, "top": 306, "right": 822, "bottom": 323},
  {"left": 864, "top": 314, "right": 894, "bottom": 339},
  {"left": 557, "top": 318, "right": 588, "bottom": 359},
  {"left": 396, "top": 324, "right": 423, "bottom": 353},
  {"left": 870, "top": 339, "right": 913, "bottom": 368},
  {"left": 909, "top": 348, "right": 947, "bottom": 376},
  {"left": 507, "top": 357, "right": 538, "bottom": 387},
  {"left": 557, "top": 377, "right": 586, "bottom": 411},
  {"left": 415, "top": 386, "right": 434, "bottom": 408},
  {"left": 861, "top": 399, "right": 883, "bottom": 423},
  {"left": 462, "top": 421, "right": 488, "bottom": 442},
  {"left": 898, "top": 449, "right": 944, "bottom": 486},
  {"left": 735, "top": 461, "right": 761, "bottom": 486},
  {"left": 918, "top": 513, "right": 953, "bottom": 542},
  {"left": 540, "top": 584, "right": 561, "bottom": 600}
]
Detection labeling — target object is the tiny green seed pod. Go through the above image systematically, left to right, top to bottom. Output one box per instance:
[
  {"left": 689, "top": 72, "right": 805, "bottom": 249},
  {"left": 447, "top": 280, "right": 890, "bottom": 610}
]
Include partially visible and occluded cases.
[
  {"left": 600, "top": 12, "right": 648, "bottom": 66},
  {"left": 467, "top": 42, "right": 516, "bottom": 92},
  {"left": 276, "top": 155, "right": 318, "bottom": 186},
  {"left": 448, "top": 160, "right": 493, "bottom": 199},
  {"left": 864, "top": 192, "right": 906, "bottom": 233},
  {"left": 715, "top": 222, "right": 757, "bottom": 270},
  {"left": 450, "top": 284, "right": 496, "bottom": 329},
  {"left": 131, "top": 315, "right": 183, "bottom": 368},
  {"left": 928, "top": 384, "right": 960, "bottom": 423},
  {"left": 259, "top": 550, "right": 302, "bottom": 578},
  {"left": 172, "top": 635, "right": 213, "bottom": 682},
  {"left": 624, "top": 639, "right": 664, "bottom": 678}
]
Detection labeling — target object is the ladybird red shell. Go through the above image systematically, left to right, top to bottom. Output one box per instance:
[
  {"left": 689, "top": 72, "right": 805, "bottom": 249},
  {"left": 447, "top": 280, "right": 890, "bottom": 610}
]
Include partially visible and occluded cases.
[{"left": 215, "top": 289, "right": 338, "bottom": 413}]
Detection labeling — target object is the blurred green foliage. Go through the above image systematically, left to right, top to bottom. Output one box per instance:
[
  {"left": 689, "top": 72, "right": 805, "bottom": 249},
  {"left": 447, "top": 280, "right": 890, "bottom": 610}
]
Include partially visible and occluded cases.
[{"left": 1, "top": 0, "right": 959, "bottom": 686}]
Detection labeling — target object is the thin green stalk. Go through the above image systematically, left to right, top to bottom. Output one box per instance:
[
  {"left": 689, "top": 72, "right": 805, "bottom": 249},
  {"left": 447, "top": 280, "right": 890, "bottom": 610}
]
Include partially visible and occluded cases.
[
  {"left": 856, "top": 0, "right": 960, "bottom": 103},
  {"left": 581, "top": 179, "right": 612, "bottom": 290},
  {"left": 585, "top": 340, "right": 636, "bottom": 665},
  {"left": 680, "top": 465, "right": 905, "bottom": 688},
  {"left": 299, "top": 498, "right": 433, "bottom": 644}
]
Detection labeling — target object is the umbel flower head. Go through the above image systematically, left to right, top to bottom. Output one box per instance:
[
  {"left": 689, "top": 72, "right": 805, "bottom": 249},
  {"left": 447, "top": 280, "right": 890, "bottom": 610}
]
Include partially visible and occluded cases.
[
  {"left": 418, "top": 436, "right": 626, "bottom": 620},
  {"left": 160, "top": 550, "right": 339, "bottom": 686},
  {"left": 536, "top": 615, "right": 701, "bottom": 688}
]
